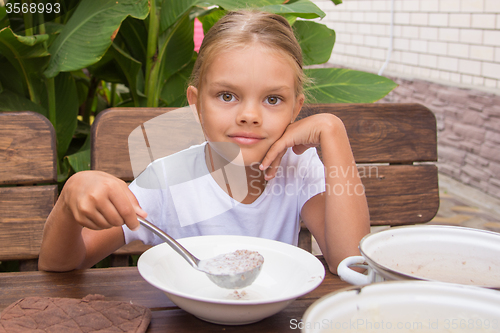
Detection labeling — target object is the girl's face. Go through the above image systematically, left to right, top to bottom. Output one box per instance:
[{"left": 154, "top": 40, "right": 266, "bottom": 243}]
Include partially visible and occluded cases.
[{"left": 187, "top": 44, "right": 305, "bottom": 166}]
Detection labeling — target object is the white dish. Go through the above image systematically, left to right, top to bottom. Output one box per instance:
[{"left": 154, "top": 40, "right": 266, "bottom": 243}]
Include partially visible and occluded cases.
[
  {"left": 138, "top": 235, "right": 325, "bottom": 325},
  {"left": 302, "top": 281, "right": 500, "bottom": 333}
]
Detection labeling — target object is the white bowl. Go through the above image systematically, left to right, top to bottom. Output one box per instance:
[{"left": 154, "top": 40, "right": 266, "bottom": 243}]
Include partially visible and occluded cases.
[
  {"left": 137, "top": 235, "right": 325, "bottom": 325},
  {"left": 302, "top": 281, "right": 500, "bottom": 333}
]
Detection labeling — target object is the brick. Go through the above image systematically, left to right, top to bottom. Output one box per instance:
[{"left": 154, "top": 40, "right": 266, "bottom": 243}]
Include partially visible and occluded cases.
[
  {"left": 402, "top": 0, "right": 419, "bottom": 11},
  {"left": 421, "top": 0, "right": 439, "bottom": 12},
  {"left": 440, "top": 0, "right": 461, "bottom": 12},
  {"left": 461, "top": 0, "right": 484, "bottom": 12},
  {"left": 485, "top": 0, "right": 500, "bottom": 12},
  {"left": 371, "top": 1, "right": 388, "bottom": 11},
  {"left": 365, "top": 12, "right": 378, "bottom": 23},
  {"left": 395, "top": 12, "right": 410, "bottom": 25},
  {"left": 411, "top": 13, "right": 428, "bottom": 26},
  {"left": 429, "top": 13, "right": 449, "bottom": 26},
  {"left": 449, "top": 14, "right": 471, "bottom": 28},
  {"left": 471, "top": 14, "right": 496, "bottom": 29},
  {"left": 402, "top": 26, "right": 420, "bottom": 39},
  {"left": 419, "top": 27, "right": 438, "bottom": 40},
  {"left": 439, "top": 28, "right": 460, "bottom": 42},
  {"left": 460, "top": 29, "right": 483, "bottom": 45},
  {"left": 484, "top": 30, "right": 500, "bottom": 46},
  {"left": 410, "top": 40, "right": 427, "bottom": 53},
  {"left": 428, "top": 41, "right": 448, "bottom": 55},
  {"left": 448, "top": 43, "right": 469, "bottom": 58},
  {"left": 470, "top": 45, "right": 495, "bottom": 61},
  {"left": 496, "top": 47, "right": 500, "bottom": 62},
  {"left": 401, "top": 52, "right": 419, "bottom": 65},
  {"left": 419, "top": 54, "right": 438, "bottom": 68},
  {"left": 438, "top": 56, "right": 459, "bottom": 71},
  {"left": 459, "top": 59, "right": 482, "bottom": 75},
  {"left": 482, "top": 62, "right": 500, "bottom": 80},
  {"left": 450, "top": 73, "right": 462, "bottom": 83},
  {"left": 461, "top": 74, "right": 473, "bottom": 84},
  {"left": 472, "top": 76, "right": 484, "bottom": 85},
  {"left": 485, "top": 78, "right": 497, "bottom": 88},
  {"left": 483, "top": 105, "right": 500, "bottom": 118},
  {"left": 462, "top": 109, "right": 486, "bottom": 127},
  {"left": 453, "top": 123, "right": 486, "bottom": 142},
  {"left": 486, "top": 131, "right": 500, "bottom": 144},
  {"left": 459, "top": 140, "right": 483, "bottom": 154},
  {"left": 479, "top": 142, "right": 500, "bottom": 162},
  {"left": 438, "top": 145, "right": 467, "bottom": 164},
  {"left": 465, "top": 154, "right": 490, "bottom": 167},
  {"left": 489, "top": 161, "right": 500, "bottom": 176},
  {"left": 438, "top": 163, "right": 462, "bottom": 178},
  {"left": 462, "top": 164, "right": 490, "bottom": 181}
]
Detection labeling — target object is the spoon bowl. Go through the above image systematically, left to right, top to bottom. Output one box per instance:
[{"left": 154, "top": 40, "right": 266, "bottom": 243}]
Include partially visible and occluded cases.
[{"left": 137, "top": 216, "right": 263, "bottom": 289}]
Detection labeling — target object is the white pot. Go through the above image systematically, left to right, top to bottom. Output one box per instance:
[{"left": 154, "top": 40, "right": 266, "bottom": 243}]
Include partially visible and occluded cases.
[{"left": 337, "top": 225, "right": 500, "bottom": 289}]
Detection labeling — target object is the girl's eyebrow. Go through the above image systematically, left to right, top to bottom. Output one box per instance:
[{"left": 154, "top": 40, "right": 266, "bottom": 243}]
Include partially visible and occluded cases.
[{"left": 212, "top": 81, "right": 292, "bottom": 93}]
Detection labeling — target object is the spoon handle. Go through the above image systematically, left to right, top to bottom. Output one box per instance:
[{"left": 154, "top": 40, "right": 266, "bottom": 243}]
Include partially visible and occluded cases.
[{"left": 136, "top": 216, "right": 200, "bottom": 268}]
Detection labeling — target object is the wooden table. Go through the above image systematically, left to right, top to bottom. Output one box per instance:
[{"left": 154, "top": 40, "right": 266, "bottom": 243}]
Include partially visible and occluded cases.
[{"left": 0, "top": 259, "right": 351, "bottom": 332}]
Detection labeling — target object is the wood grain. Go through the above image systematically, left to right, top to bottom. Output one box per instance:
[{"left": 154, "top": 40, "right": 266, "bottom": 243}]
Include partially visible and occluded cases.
[
  {"left": 0, "top": 112, "right": 57, "bottom": 185},
  {"left": 0, "top": 186, "right": 57, "bottom": 260},
  {"left": 0, "top": 258, "right": 350, "bottom": 333}
]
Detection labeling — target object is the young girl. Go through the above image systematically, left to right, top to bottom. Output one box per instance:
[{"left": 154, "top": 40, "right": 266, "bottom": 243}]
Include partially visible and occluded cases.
[{"left": 38, "top": 10, "right": 370, "bottom": 274}]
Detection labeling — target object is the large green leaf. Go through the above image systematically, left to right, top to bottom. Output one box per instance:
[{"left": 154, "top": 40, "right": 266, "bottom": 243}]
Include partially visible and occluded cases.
[
  {"left": 44, "top": 0, "right": 149, "bottom": 78},
  {"left": 160, "top": 0, "right": 197, "bottom": 32},
  {"left": 260, "top": 0, "right": 325, "bottom": 19},
  {"left": 197, "top": 7, "right": 226, "bottom": 33},
  {"left": 117, "top": 17, "right": 147, "bottom": 66},
  {"left": 295, "top": 21, "right": 335, "bottom": 66},
  {"left": 0, "top": 27, "right": 49, "bottom": 102},
  {"left": 108, "top": 44, "right": 144, "bottom": 106},
  {"left": 161, "top": 57, "right": 195, "bottom": 106},
  {"left": 305, "top": 68, "right": 397, "bottom": 103},
  {"left": 54, "top": 72, "right": 79, "bottom": 159},
  {"left": 0, "top": 89, "right": 47, "bottom": 116}
]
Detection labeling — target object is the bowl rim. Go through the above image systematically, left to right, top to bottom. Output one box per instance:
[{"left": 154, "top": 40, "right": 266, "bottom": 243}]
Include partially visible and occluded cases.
[{"left": 137, "top": 234, "right": 326, "bottom": 305}]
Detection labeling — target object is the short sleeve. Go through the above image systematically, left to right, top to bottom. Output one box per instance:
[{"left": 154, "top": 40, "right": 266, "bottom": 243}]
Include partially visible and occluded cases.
[{"left": 297, "top": 148, "right": 325, "bottom": 211}]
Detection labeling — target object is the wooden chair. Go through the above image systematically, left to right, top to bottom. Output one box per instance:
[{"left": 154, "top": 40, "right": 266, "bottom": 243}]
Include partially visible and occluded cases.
[
  {"left": 91, "top": 103, "right": 439, "bottom": 260},
  {"left": 0, "top": 112, "right": 58, "bottom": 271}
]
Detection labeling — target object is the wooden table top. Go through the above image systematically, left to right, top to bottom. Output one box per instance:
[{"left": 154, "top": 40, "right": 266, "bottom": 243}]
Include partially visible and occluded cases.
[{"left": 0, "top": 259, "right": 351, "bottom": 332}]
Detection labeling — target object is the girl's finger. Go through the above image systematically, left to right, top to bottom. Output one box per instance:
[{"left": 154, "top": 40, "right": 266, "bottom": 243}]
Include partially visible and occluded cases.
[
  {"left": 264, "top": 149, "right": 287, "bottom": 181},
  {"left": 109, "top": 186, "right": 141, "bottom": 231}
]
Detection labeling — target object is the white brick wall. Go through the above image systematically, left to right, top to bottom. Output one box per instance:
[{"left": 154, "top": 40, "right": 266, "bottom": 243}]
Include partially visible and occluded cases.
[{"left": 313, "top": 0, "right": 500, "bottom": 92}]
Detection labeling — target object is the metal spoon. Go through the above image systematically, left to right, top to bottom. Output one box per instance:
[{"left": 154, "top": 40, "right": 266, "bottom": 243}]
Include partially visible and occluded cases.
[{"left": 136, "top": 216, "right": 263, "bottom": 289}]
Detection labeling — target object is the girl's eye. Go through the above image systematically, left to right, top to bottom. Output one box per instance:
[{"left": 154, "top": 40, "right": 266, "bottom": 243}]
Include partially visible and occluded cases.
[
  {"left": 219, "top": 93, "right": 235, "bottom": 102},
  {"left": 266, "top": 96, "right": 281, "bottom": 105}
]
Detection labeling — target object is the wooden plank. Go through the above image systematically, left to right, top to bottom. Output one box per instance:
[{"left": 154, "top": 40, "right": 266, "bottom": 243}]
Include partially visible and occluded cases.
[
  {"left": 299, "top": 103, "right": 437, "bottom": 163},
  {"left": 0, "top": 112, "right": 57, "bottom": 184},
  {"left": 360, "top": 165, "right": 439, "bottom": 225},
  {"left": 0, "top": 185, "right": 57, "bottom": 260}
]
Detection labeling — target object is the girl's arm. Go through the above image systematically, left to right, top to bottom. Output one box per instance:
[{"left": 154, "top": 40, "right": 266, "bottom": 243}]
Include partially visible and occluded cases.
[
  {"left": 260, "top": 113, "right": 370, "bottom": 274},
  {"left": 38, "top": 171, "right": 146, "bottom": 271}
]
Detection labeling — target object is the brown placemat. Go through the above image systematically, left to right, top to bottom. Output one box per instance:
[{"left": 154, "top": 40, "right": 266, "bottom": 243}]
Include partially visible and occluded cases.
[{"left": 0, "top": 294, "right": 151, "bottom": 333}]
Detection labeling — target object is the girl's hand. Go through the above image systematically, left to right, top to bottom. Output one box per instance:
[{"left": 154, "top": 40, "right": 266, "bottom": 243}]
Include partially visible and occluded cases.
[
  {"left": 260, "top": 113, "right": 343, "bottom": 180},
  {"left": 60, "top": 171, "right": 147, "bottom": 231}
]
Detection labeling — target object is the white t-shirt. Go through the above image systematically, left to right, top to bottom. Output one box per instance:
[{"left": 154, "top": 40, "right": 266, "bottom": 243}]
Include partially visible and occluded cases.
[{"left": 123, "top": 142, "right": 325, "bottom": 246}]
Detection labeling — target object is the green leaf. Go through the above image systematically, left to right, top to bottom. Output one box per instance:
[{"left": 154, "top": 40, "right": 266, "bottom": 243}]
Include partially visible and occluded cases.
[
  {"left": 44, "top": 0, "right": 149, "bottom": 78},
  {"left": 160, "top": 0, "right": 197, "bottom": 32},
  {"left": 208, "top": 0, "right": 282, "bottom": 10},
  {"left": 260, "top": 0, "right": 325, "bottom": 19},
  {"left": 331, "top": 0, "right": 343, "bottom": 5},
  {"left": 0, "top": 6, "right": 8, "bottom": 30},
  {"left": 197, "top": 7, "right": 226, "bottom": 33},
  {"left": 158, "top": 11, "right": 194, "bottom": 86},
  {"left": 117, "top": 17, "right": 147, "bottom": 66},
  {"left": 295, "top": 21, "right": 335, "bottom": 66},
  {"left": 0, "top": 27, "right": 49, "bottom": 103},
  {"left": 108, "top": 44, "right": 143, "bottom": 106},
  {"left": 161, "top": 57, "right": 195, "bottom": 106},
  {"left": 0, "top": 59, "right": 25, "bottom": 97},
  {"left": 305, "top": 68, "right": 398, "bottom": 103},
  {"left": 54, "top": 72, "right": 79, "bottom": 159},
  {"left": 0, "top": 89, "right": 47, "bottom": 116},
  {"left": 66, "top": 148, "right": 91, "bottom": 173}
]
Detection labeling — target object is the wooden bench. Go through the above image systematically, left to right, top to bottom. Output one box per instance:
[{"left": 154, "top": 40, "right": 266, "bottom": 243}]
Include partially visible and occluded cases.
[
  {"left": 92, "top": 103, "right": 439, "bottom": 260},
  {"left": 0, "top": 112, "right": 58, "bottom": 271}
]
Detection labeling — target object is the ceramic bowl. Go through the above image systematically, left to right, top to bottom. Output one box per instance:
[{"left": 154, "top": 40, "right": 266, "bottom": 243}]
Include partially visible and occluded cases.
[
  {"left": 138, "top": 235, "right": 325, "bottom": 325},
  {"left": 302, "top": 281, "right": 500, "bottom": 333}
]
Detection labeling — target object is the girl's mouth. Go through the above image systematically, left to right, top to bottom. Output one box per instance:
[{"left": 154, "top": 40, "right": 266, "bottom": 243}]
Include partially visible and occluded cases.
[{"left": 228, "top": 133, "right": 264, "bottom": 145}]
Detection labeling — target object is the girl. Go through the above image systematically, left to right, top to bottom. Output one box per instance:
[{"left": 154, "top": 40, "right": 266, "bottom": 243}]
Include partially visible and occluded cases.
[{"left": 38, "top": 10, "right": 370, "bottom": 274}]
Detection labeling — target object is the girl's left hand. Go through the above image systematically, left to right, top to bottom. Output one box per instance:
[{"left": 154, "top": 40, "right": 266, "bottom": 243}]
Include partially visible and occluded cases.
[{"left": 260, "top": 113, "right": 343, "bottom": 180}]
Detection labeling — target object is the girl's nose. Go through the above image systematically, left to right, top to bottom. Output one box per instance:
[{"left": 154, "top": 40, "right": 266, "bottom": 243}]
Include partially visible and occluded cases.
[{"left": 236, "top": 102, "right": 262, "bottom": 125}]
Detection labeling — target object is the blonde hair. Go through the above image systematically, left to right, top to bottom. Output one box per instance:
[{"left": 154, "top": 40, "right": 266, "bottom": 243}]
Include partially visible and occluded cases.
[{"left": 189, "top": 10, "right": 308, "bottom": 97}]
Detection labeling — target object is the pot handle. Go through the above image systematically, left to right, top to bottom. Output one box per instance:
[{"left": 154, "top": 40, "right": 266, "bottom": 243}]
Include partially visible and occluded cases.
[{"left": 337, "top": 256, "right": 373, "bottom": 285}]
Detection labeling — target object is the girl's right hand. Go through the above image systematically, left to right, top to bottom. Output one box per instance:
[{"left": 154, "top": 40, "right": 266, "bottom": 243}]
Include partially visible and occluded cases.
[{"left": 60, "top": 171, "right": 147, "bottom": 231}]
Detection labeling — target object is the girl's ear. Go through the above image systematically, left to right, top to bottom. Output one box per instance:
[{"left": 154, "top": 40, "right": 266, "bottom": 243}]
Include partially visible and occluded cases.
[
  {"left": 187, "top": 85, "right": 198, "bottom": 105},
  {"left": 291, "top": 93, "right": 305, "bottom": 123}
]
